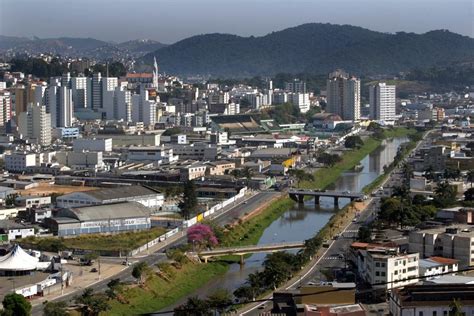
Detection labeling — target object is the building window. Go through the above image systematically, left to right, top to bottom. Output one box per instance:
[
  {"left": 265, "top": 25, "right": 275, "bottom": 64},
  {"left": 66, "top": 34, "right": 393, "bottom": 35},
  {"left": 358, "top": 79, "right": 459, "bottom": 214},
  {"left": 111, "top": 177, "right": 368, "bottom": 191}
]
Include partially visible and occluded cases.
[
  {"left": 376, "top": 262, "right": 380, "bottom": 267},
  {"left": 376, "top": 271, "right": 380, "bottom": 276},
  {"left": 433, "top": 311, "right": 437, "bottom": 316},
  {"left": 419, "top": 312, "right": 423, "bottom": 316}
]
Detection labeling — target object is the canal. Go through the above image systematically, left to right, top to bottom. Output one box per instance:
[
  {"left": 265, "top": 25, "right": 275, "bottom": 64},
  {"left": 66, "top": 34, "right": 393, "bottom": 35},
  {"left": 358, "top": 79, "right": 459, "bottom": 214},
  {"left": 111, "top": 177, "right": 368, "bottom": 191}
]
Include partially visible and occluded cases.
[{"left": 161, "top": 136, "right": 408, "bottom": 312}]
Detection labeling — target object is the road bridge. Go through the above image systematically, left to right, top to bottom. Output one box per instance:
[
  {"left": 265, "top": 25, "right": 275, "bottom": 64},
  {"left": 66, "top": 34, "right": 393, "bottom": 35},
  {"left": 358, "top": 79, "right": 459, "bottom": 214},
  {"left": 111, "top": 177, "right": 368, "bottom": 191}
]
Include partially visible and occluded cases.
[
  {"left": 288, "top": 189, "right": 365, "bottom": 207},
  {"left": 198, "top": 241, "right": 305, "bottom": 264}
]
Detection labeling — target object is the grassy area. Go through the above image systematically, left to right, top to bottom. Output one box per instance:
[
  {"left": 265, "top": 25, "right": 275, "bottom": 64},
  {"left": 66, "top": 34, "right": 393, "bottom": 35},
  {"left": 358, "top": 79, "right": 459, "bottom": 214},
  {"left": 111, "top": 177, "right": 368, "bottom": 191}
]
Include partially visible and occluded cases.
[
  {"left": 383, "top": 127, "right": 417, "bottom": 138},
  {"left": 300, "top": 137, "right": 382, "bottom": 190},
  {"left": 221, "top": 197, "right": 294, "bottom": 247},
  {"left": 19, "top": 228, "right": 167, "bottom": 253},
  {"left": 105, "top": 262, "right": 228, "bottom": 316}
]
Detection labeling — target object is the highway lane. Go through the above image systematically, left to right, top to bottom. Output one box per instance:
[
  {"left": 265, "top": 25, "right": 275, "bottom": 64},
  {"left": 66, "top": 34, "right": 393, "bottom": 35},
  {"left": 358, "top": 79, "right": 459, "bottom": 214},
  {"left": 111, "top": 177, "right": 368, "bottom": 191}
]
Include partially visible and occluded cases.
[{"left": 31, "top": 190, "right": 280, "bottom": 315}]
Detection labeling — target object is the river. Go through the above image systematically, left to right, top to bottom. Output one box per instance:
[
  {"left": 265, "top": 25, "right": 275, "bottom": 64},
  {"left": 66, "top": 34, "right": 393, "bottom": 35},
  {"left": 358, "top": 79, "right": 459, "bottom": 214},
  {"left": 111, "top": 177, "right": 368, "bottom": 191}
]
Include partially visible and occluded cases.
[{"left": 162, "top": 136, "right": 408, "bottom": 311}]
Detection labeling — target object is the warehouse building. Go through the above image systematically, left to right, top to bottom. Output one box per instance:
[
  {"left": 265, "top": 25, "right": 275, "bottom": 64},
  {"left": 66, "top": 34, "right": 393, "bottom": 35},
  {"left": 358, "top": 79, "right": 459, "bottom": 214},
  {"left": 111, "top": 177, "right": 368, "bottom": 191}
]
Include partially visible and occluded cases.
[
  {"left": 55, "top": 185, "right": 164, "bottom": 210},
  {"left": 47, "top": 201, "right": 151, "bottom": 236}
]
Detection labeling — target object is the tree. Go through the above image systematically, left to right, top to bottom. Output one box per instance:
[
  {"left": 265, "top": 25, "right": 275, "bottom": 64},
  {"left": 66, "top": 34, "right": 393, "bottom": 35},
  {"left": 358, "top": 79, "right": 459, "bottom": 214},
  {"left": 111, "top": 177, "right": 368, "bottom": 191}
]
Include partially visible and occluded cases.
[
  {"left": 344, "top": 135, "right": 364, "bottom": 149},
  {"left": 317, "top": 153, "right": 342, "bottom": 167},
  {"left": 242, "top": 167, "right": 254, "bottom": 180},
  {"left": 444, "top": 168, "right": 461, "bottom": 180},
  {"left": 288, "top": 169, "right": 314, "bottom": 187},
  {"left": 467, "top": 170, "right": 474, "bottom": 187},
  {"left": 178, "top": 180, "right": 198, "bottom": 220},
  {"left": 434, "top": 181, "right": 457, "bottom": 207},
  {"left": 464, "top": 188, "right": 474, "bottom": 202},
  {"left": 412, "top": 194, "right": 427, "bottom": 205},
  {"left": 187, "top": 224, "right": 219, "bottom": 250},
  {"left": 357, "top": 226, "right": 372, "bottom": 243},
  {"left": 262, "top": 252, "right": 297, "bottom": 289},
  {"left": 132, "top": 262, "right": 151, "bottom": 285},
  {"left": 105, "top": 278, "right": 123, "bottom": 299},
  {"left": 233, "top": 285, "right": 256, "bottom": 302},
  {"left": 75, "top": 288, "right": 110, "bottom": 316},
  {"left": 206, "top": 289, "right": 234, "bottom": 314},
  {"left": 1, "top": 293, "right": 32, "bottom": 316},
  {"left": 174, "top": 296, "right": 212, "bottom": 316},
  {"left": 449, "top": 299, "right": 463, "bottom": 316},
  {"left": 43, "top": 301, "right": 68, "bottom": 316}
]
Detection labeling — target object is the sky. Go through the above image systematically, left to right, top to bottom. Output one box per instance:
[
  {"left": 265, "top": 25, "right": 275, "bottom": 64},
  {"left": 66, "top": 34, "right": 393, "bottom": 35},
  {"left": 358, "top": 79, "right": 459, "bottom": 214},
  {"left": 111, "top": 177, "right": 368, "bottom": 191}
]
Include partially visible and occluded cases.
[{"left": 0, "top": 0, "right": 472, "bottom": 43}]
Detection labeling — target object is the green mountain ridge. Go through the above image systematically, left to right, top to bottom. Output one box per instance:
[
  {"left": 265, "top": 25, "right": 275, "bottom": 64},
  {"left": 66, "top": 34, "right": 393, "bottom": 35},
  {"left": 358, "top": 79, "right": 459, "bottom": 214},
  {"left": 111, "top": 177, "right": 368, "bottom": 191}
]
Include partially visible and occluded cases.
[{"left": 141, "top": 23, "right": 474, "bottom": 77}]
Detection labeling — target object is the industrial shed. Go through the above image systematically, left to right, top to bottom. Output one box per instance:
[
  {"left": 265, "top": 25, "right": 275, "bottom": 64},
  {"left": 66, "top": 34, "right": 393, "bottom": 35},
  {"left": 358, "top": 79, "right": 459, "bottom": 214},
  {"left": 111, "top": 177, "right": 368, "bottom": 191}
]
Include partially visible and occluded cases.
[
  {"left": 55, "top": 185, "right": 164, "bottom": 210},
  {"left": 47, "top": 201, "right": 151, "bottom": 236}
]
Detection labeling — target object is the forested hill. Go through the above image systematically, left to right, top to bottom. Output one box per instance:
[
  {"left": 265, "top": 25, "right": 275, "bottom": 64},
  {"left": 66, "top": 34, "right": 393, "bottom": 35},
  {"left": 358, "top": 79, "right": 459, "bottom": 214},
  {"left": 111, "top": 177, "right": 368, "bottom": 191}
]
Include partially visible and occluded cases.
[{"left": 141, "top": 23, "right": 474, "bottom": 77}]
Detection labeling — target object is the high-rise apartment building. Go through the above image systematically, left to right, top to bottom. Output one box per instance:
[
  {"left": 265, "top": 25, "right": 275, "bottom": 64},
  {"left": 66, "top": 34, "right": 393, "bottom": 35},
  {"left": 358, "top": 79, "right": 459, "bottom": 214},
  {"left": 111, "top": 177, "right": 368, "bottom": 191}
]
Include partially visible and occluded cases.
[
  {"left": 326, "top": 70, "right": 360, "bottom": 121},
  {"left": 71, "top": 76, "right": 89, "bottom": 109},
  {"left": 285, "top": 79, "right": 307, "bottom": 94},
  {"left": 369, "top": 82, "right": 396, "bottom": 121},
  {"left": 45, "top": 83, "right": 74, "bottom": 128},
  {"left": 0, "top": 90, "right": 12, "bottom": 128},
  {"left": 18, "top": 104, "right": 52, "bottom": 146}
]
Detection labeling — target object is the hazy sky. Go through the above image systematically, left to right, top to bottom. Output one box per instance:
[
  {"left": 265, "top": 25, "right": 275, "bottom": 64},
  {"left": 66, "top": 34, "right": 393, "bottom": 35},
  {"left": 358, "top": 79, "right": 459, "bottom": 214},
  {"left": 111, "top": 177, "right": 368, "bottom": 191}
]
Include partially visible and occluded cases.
[{"left": 1, "top": 0, "right": 472, "bottom": 43}]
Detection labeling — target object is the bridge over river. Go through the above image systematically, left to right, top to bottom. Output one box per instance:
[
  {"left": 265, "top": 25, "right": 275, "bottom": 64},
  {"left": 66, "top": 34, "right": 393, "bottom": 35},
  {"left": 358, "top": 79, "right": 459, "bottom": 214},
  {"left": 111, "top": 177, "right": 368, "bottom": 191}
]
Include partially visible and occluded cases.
[
  {"left": 288, "top": 189, "right": 365, "bottom": 207},
  {"left": 198, "top": 241, "right": 305, "bottom": 264}
]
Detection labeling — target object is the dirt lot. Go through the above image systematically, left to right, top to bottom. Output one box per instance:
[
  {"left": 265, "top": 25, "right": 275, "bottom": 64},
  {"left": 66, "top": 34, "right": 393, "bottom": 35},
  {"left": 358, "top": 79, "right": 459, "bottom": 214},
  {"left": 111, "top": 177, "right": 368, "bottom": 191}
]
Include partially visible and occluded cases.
[{"left": 19, "top": 183, "right": 99, "bottom": 196}]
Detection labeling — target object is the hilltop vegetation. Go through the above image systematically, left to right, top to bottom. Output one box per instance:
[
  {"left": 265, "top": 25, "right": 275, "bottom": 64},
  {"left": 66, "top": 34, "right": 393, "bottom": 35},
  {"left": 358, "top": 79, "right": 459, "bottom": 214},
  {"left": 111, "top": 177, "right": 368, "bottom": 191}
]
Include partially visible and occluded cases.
[{"left": 142, "top": 23, "right": 474, "bottom": 76}]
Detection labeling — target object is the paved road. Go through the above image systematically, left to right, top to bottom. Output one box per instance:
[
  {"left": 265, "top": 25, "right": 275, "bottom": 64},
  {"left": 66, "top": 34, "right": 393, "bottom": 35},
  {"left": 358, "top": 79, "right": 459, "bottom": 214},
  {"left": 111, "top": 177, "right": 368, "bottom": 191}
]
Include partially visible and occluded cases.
[{"left": 30, "top": 190, "right": 280, "bottom": 315}]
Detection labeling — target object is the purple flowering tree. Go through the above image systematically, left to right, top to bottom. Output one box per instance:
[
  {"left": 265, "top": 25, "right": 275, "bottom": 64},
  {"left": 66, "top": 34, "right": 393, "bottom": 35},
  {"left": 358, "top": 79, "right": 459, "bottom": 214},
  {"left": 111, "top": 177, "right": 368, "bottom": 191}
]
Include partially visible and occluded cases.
[{"left": 187, "top": 224, "right": 219, "bottom": 250}]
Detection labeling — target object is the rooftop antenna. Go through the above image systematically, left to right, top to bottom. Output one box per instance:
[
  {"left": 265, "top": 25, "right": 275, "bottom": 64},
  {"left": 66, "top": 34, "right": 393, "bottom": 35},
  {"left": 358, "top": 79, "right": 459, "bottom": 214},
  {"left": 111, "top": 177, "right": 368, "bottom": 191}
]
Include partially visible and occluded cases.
[{"left": 106, "top": 62, "right": 109, "bottom": 77}]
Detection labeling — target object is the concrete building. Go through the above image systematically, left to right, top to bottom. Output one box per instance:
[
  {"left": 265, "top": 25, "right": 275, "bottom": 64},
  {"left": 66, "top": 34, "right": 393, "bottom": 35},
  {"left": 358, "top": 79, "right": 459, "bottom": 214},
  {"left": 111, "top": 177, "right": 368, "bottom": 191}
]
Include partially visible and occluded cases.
[
  {"left": 326, "top": 70, "right": 360, "bottom": 121},
  {"left": 71, "top": 76, "right": 89, "bottom": 109},
  {"left": 285, "top": 79, "right": 307, "bottom": 94},
  {"left": 369, "top": 82, "right": 396, "bottom": 121},
  {"left": 46, "top": 84, "right": 74, "bottom": 128},
  {"left": 114, "top": 85, "right": 132, "bottom": 122},
  {"left": 0, "top": 90, "right": 11, "bottom": 129},
  {"left": 131, "top": 90, "right": 156, "bottom": 126},
  {"left": 208, "top": 91, "right": 229, "bottom": 105},
  {"left": 288, "top": 93, "right": 311, "bottom": 113},
  {"left": 18, "top": 104, "right": 52, "bottom": 146},
  {"left": 93, "top": 133, "right": 161, "bottom": 147},
  {"left": 73, "top": 138, "right": 112, "bottom": 152},
  {"left": 170, "top": 142, "right": 221, "bottom": 161},
  {"left": 127, "top": 146, "right": 178, "bottom": 163},
  {"left": 55, "top": 151, "right": 105, "bottom": 171},
  {"left": 206, "top": 161, "right": 236, "bottom": 176},
  {"left": 180, "top": 163, "right": 207, "bottom": 181},
  {"left": 56, "top": 185, "right": 164, "bottom": 209},
  {"left": 15, "top": 195, "right": 52, "bottom": 208},
  {"left": 48, "top": 201, "right": 151, "bottom": 236},
  {"left": 0, "top": 220, "right": 35, "bottom": 240},
  {"left": 408, "top": 226, "right": 474, "bottom": 268},
  {"left": 357, "top": 248, "right": 419, "bottom": 290},
  {"left": 418, "top": 257, "right": 459, "bottom": 278},
  {"left": 389, "top": 285, "right": 474, "bottom": 316}
]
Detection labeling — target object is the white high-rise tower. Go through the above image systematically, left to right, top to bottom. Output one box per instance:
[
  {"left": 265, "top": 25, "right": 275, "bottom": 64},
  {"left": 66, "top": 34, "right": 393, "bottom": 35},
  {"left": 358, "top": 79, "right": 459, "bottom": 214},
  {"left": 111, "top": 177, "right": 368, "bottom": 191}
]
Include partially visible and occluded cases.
[
  {"left": 153, "top": 57, "right": 159, "bottom": 89},
  {"left": 369, "top": 83, "right": 396, "bottom": 121}
]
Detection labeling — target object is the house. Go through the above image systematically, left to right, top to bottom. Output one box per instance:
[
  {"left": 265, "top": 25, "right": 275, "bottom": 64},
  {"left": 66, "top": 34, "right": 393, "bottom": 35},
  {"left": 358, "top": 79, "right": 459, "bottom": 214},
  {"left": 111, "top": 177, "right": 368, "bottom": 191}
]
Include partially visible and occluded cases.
[
  {"left": 15, "top": 195, "right": 51, "bottom": 208},
  {"left": 418, "top": 257, "right": 459, "bottom": 279}
]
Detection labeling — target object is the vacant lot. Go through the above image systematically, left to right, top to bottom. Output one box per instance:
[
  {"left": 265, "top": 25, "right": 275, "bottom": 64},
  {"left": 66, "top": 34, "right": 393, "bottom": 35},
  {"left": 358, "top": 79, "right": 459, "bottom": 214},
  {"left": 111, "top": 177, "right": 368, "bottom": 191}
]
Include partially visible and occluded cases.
[{"left": 20, "top": 183, "right": 98, "bottom": 196}]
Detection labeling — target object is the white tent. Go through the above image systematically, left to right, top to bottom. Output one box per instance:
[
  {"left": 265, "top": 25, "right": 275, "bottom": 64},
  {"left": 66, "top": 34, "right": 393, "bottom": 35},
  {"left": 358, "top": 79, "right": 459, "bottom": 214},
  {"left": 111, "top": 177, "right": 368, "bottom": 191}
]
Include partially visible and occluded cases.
[{"left": 0, "top": 244, "right": 40, "bottom": 272}]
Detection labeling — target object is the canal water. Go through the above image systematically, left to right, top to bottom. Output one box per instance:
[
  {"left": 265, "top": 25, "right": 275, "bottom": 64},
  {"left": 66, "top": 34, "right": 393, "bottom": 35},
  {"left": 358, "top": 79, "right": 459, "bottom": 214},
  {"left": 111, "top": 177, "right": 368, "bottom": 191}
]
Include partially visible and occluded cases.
[{"left": 163, "top": 137, "right": 408, "bottom": 310}]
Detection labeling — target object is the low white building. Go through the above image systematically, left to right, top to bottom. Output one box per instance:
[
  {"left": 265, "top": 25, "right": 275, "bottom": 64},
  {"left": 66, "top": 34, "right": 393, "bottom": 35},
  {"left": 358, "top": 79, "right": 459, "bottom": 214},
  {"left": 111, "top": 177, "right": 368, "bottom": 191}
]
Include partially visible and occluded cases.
[
  {"left": 73, "top": 138, "right": 112, "bottom": 152},
  {"left": 127, "top": 146, "right": 179, "bottom": 163},
  {"left": 56, "top": 185, "right": 164, "bottom": 210},
  {"left": 15, "top": 195, "right": 52, "bottom": 208},
  {"left": 0, "top": 220, "right": 35, "bottom": 240},
  {"left": 358, "top": 248, "right": 419, "bottom": 290},
  {"left": 418, "top": 257, "right": 459, "bottom": 279}
]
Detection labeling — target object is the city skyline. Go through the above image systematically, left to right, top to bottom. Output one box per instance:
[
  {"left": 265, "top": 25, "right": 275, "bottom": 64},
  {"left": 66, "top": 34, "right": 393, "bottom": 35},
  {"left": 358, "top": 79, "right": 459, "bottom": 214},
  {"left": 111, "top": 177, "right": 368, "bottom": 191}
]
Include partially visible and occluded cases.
[{"left": 0, "top": 0, "right": 473, "bottom": 43}]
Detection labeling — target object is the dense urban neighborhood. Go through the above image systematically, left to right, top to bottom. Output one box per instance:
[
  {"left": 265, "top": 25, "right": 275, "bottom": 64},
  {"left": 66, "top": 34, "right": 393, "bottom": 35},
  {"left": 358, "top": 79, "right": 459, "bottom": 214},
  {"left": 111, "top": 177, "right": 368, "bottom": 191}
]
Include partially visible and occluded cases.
[{"left": 0, "top": 8, "right": 473, "bottom": 316}]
